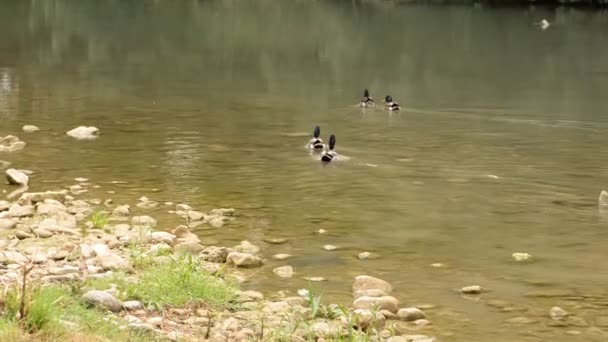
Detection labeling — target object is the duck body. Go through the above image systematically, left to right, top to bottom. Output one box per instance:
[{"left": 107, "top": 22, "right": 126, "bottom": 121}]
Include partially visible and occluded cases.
[
  {"left": 360, "top": 89, "right": 375, "bottom": 108},
  {"left": 384, "top": 95, "right": 400, "bottom": 111},
  {"left": 307, "top": 125, "right": 325, "bottom": 151},
  {"left": 321, "top": 134, "right": 337, "bottom": 163}
]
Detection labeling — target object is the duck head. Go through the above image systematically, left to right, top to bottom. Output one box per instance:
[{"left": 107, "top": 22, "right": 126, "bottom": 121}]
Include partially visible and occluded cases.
[
  {"left": 364, "top": 89, "right": 370, "bottom": 98},
  {"left": 385, "top": 95, "right": 393, "bottom": 103},
  {"left": 313, "top": 126, "right": 320, "bottom": 139},
  {"left": 328, "top": 134, "right": 336, "bottom": 150}
]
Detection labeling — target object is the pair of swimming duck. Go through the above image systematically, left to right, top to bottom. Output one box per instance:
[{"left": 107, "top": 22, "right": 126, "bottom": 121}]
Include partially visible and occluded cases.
[
  {"left": 360, "top": 89, "right": 401, "bottom": 111},
  {"left": 307, "top": 126, "right": 337, "bottom": 162}
]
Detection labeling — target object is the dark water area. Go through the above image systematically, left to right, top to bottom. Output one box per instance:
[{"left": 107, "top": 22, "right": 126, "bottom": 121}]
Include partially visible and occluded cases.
[{"left": 1, "top": 1, "right": 608, "bottom": 341}]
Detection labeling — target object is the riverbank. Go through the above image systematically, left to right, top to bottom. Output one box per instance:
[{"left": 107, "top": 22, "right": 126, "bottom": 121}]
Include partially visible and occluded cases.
[{"left": 1, "top": 133, "right": 437, "bottom": 341}]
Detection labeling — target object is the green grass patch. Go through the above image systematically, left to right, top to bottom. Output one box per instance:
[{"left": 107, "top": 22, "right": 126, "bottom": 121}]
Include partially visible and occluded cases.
[
  {"left": 90, "top": 210, "right": 109, "bottom": 230},
  {"left": 124, "top": 255, "right": 235, "bottom": 309}
]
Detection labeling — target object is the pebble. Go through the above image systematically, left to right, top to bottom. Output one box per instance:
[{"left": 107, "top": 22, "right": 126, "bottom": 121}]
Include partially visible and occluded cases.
[
  {"left": 22, "top": 125, "right": 40, "bottom": 133},
  {"left": 317, "top": 229, "right": 327, "bottom": 234},
  {"left": 263, "top": 238, "right": 288, "bottom": 244},
  {"left": 323, "top": 244, "right": 338, "bottom": 251},
  {"left": 358, "top": 252, "right": 371, "bottom": 260},
  {"left": 512, "top": 252, "right": 531, "bottom": 262},
  {"left": 272, "top": 253, "right": 291, "bottom": 260},
  {"left": 430, "top": 263, "right": 445, "bottom": 268},
  {"left": 304, "top": 277, "right": 327, "bottom": 282},
  {"left": 460, "top": 285, "right": 483, "bottom": 294},
  {"left": 123, "top": 301, "right": 144, "bottom": 311},
  {"left": 549, "top": 306, "right": 568, "bottom": 320},
  {"left": 398, "top": 308, "right": 426, "bottom": 321}
]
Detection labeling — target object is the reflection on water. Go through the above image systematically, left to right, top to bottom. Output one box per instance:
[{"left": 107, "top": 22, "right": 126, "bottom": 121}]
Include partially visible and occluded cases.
[{"left": 1, "top": 1, "right": 608, "bottom": 341}]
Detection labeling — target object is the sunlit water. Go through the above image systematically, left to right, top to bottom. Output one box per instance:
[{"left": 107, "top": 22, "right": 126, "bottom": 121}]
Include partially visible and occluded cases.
[{"left": 1, "top": 1, "right": 608, "bottom": 341}]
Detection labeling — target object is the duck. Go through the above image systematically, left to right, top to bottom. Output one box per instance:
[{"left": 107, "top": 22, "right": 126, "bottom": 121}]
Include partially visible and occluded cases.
[
  {"left": 360, "top": 89, "right": 375, "bottom": 108},
  {"left": 384, "top": 95, "right": 400, "bottom": 111},
  {"left": 307, "top": 126, "right": 325, "bottom": 151},
  {"left": 321, "top": 134, "right": 337, "bottom": 162}
]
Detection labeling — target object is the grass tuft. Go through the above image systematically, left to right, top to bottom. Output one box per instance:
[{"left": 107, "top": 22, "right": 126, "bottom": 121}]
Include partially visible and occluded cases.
[
  {"left": 90, "top": 210, "right": 109, "bottom": 230},
  {"left": 125, "top": 255, "right": 235, "bottom": 309}
]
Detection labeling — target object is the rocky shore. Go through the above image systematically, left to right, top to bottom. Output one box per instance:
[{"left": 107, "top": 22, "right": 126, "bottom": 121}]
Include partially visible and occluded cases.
[{"left": 1, "top": 133, "right": 436, "bottom": 341}]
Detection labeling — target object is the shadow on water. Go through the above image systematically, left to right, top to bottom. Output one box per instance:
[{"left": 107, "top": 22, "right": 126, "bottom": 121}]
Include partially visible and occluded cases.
[{"left": 1, "top": 1, "right": 608, "bottom": 341}]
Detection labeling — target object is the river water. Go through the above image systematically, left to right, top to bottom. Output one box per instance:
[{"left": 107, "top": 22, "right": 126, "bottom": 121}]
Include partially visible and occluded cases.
[{"left": 1, "top": 1, "right": 608, "bottom": 341}]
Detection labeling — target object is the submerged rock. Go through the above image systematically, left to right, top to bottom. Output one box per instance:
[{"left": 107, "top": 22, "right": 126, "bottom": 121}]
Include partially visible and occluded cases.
[
  {"left": 66, "top": 126, "right": 99, "bottom": 140},
  {"left": 0, "top": 135, "right": 26, "bottom": 152},
  {"left": 6, "top": 169, "right": 29, "bottom": 186},
  {"left": 599, "top": 191, "right": 608, "bottom": 208},
  {"left": 112, "top": 205, "right": 131, "bottom": 217},
  {"left": 187, "top": 210, "right": 205, "bottom": 221},
  {"left": 131, "top": 215, "right": 157, "bottom": 227},
  {"left": 172, "top": 225, "right": 200, "bottom": 243},
  {"left": 150, "top": 231, "right": 177, "bottom": 245},
  {"left": 174, "top": 241, "right": 205, "bottom": 255},
  {"left": 234, "top": 241, "right": 260, "bottom": 254},
  {"left": 200, "top": 246, "right": 230, "bottom": 263},
  {"left": 226, "top": 251, "right": 263, "bottom": 268},
  {"left": 512, "top": 252, "right": 531, "bottom": 262},
  {"left": 272, "top": 253, "right": 291, "bottom": 260},
  {"left": 273, "top": 266, "right": 294, "bottom": 278},
  {"left": 353, "top": 275, "right": 393, "bottom": 297},
  {"left": 460, "top": 285, "right": 483, "bottom": 295},
  {"left": 82, "top": 290, "right": 122, "bottom": 312},
  {"left": 549, "top": 307, "right": 568, "bottom": 320},
  {"left": 398, "top": 308, "right": 426, "bottom": 321}
]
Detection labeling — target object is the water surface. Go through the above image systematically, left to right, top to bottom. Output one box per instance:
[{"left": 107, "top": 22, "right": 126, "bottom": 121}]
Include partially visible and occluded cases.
[{"left": 1, "top": 1, "right": 608, "bottom": 341}]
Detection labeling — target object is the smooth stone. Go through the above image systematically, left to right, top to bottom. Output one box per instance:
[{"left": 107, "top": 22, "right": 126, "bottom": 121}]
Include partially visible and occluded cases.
[
  {"left": 22, "top": 125, "right": 40, "bottom": 133},
  {"left": 66, "top": 126, "right": 99, "bottom": 140},
  {"left": 0, "top": 135, "right": 26, "bottom": 152},
  {"left": 6, "top": 169, "right": 29, "bottom": 186},
  {"left": 18, "top": 190, "right": 67, "bottom": 205},
  {"left": 0, "top": 200, "right": 11, "bottom": 211},
  {"left": 136, "top": 201, "right": 159, "bottom": 209},
  {"left": 8, "top": 204, "right": 34, "bottom": 217},
  {"left": 176, "top": 204, "right": 192, "bottom": 212},
  {"left": 112, "top": 205, "right": 131, "bottom": 216},
  {"left": 187, "top": 210, "right": 205, "bottom": 221},
  {"left": 131, "top": 215, "right": 157, "bottom": 227},
  {"left": 0, "top": 218, "right": 17, "bottom": 229},
  {"left": 172, "top": 225, "right": 200, "bottom": 243},
  {"left": 317, "top": 229, "right": 327, "bottom": 234},
  {"left": 15, "top": 230, "right": 34, "bottom": 239},
  {"left": 150, "top": 231, "right": 177, "bottom": 245},
  {"left": 264, "top": 238, "right": 288, "bottom": 244},
  {"left": 234, "top": 240, "right": 260, "bottom": 254},
  {"left": 174, "top": 241, "right": 205, "bottom": 254},
  {"left": 91, "top": 243, "right": 112, "bottom": 257},
  {"left": 146, "top": 243, "right": 172, "bottom": 255},
  {"left": 80, "top": 244, "right": 94, "bottom": 258},
  {"left": 323, "top": 244, "right": 338, "bottom": 251},
  {"left": 200, "top": 246, "right": 230, "bottom": 263},
  {"left": 48, "top": 250, "right": 69, "bottom": 260},
  {"left": 0, "top": 251, "right": 28, "bottom": 264},
  {"left": 358, "top": 251, "right": 372, "bottom": 260},
  {"left": 226, "top": 252, "right": 263, "bottom": 268},
  {"left": 512, "top": 252, "right": 531, "bottom": 262},
  {"left": 272, "top": 253, "right": 291, "bottom": 260},
  {"left": 95, "top": 254, "right": 131, "bottom": 271},
  {"left": 430, "top": 263, "right": 445, "bottom": 268},
  {"left": 48, "top": 266, "right": 80, "bottom": 275},
  {"left": 273, "top": 266, "right": 294, "bottom": 278},
  {"left": 353, "top": 275, "right": 393, "bottom": 295},
  {"left": 304, "top": 277, "right": 326, "bottom": 282},
  {"left": 460, "top": 285, "right": 483, "bottom": 294},
  {"left": 82, "top": 290, "right": 122, "bottom": 312},
  {"left": 235, "top": 290, "right": 264, "bottom": 303},
  {"left": 353, "top": 296, "right": 399, "bottom": 313},
  {"left": 123, "top": 301, "right": 144, "bottom": 311},
  {"left": 549, "top": 306, "right": 568, "bottom": 320},
  {"left": 398, "top": 308, "right": 426, "bottom": 321},
  {"left": 353, "top": 309, "right": 386, "bottom": 330},
  {"left": 504, "top": 317, "right": 537, "bottom": 324},
  {"left": 414, "top": 319, "right": 431, "bottom": 327}
]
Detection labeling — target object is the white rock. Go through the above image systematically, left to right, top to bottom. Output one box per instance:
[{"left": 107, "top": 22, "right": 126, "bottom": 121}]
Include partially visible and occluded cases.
[
  {"left": 540, "top": 19, "right": 550, "bottom": 30},
  {"left": 22, "top": 125, "right": 40, "bottom": 133},
  {"left": 66, "top": 126, "right": 99, "bottom": 140},
  {"left": 0, "top": 135, "right": 26, "bottom": 152},
  {"left": 6, "top": 169, "right": 29, "bottom": 186},
  {"left": 8, "top": 203, "right": 34, "bottom": 217},
  {"left": 188, "top": 210, "right": 205, "bottom": 221},
  {"left": 131, "top": 215, "right": 157, "bottom": 227},
  {"left": 0, "top": 218, "right": 17, "bottom": 230},
  {"left": 317, "top": 229, "right": 327, "bottom": 234},
  {"left": 234, "top": 240, "right": 260, "bottom": 254},
  {"left": 91, "top": 243, "right": 112, "bottom": 257},
  {"left": 323, "top": 244, "right": 338, "bottom": 251},
  {"left": 358, "top": 251, "right": 371, "bottom": 260},
  {"left": 512, "top": 252, "right": 531, "bottom": 262},
  {"left": 272, "top": 253, "right": 291, "bottom": 260},
  {"left": 430, "top": 263, "right": 445, "bottom": 268},
  {"left": 273, "top": 266, "right": 294, "bottom": 278},
  {"left": 353, "top": 275, "right": 393, "bottom": 296},
  {"left": 304, "top": 277, "right": 326, "bottom": 282},
  {"left": 460, "top": 285, "right": 483, "bottom": 294},
  {"left": 297, "top": 289, "right": 310, "bottom": 297},
  {"left": 353, "top": 296, "right": 399, "bottom": 313},
  {"left": 123, "top": 301, "right": 144, "bottom": 311},
  {"left": 550, "top": 306, "right": 568, "bottom": 320}
]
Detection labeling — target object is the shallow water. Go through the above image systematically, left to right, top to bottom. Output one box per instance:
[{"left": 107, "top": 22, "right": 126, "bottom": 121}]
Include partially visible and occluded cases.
[{"left": 2, "top": 1, "right": 608, "bottom": 341}]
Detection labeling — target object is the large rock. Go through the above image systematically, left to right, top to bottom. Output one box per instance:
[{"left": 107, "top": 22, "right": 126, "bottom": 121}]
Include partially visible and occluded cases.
[
  {"left": 66, "top": 126, "right": 99, "bottom": 140},
  {"left": 0, "top": 135, "right": 26, "bottom": 152},
  {"left": 6, "top": 169, "right": 29, "bottom": 186},
  {"left": 0, "top": 200, "right": 11, "bottom": 211},
  {"left": 36, "top": 201, "right": 67, "bottom": 216},
  {"left": 112, "top": 205, "right": 131, "bottom": 217},
  {"left": 187, "top": 211, "right": 205, "bottom": 221},
  {"left": 172, "top": 225, "right": 200, "bottom": 243},
  {"left": 174, "top": 241, "right": 205, "bottom": 255},
  {"left": 91, "top": 243, "right": 112, "bottom": 257},
  {"left": 200, "top": 246, "right": 230, "bottom": 263},
  {"left": 226, "top": 251, "right": 263, "bottom": 268},
  {"left": 95, "top": 253, "right": 131, "bottom": 272},
  {"left": 353, "top": 275, "right": 393, "bottom": 298},
  {"left": 82, "top": 290, "right": 122, "bottom": 312},
  {"left": 353, "top": 296, "right": 400, "bottom": 313},
  {"left": 550, "top": 307, "right": 568, "bottom": 320},
  {"left": 398, "top": 308, "right": 426, "bottom": 321},
  {"left": 353, "top": 309, "right": 386, "bottom": 330}
]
